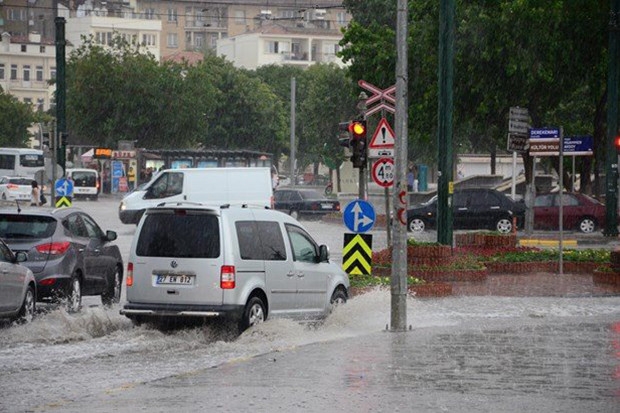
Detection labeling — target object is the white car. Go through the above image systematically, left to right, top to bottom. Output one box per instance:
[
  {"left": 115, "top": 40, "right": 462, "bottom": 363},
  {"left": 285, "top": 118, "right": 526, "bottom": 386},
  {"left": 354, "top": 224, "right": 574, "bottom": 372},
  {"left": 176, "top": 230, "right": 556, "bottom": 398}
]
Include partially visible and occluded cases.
[
  {"left": 0, "top": 176, "right": 33, "bottom": 202},
  {"left": 121, "top": 204, "right": 350, "bottom": 332},
  {"left": 0, "top": 238, "right": 36, "bottom": 323}
]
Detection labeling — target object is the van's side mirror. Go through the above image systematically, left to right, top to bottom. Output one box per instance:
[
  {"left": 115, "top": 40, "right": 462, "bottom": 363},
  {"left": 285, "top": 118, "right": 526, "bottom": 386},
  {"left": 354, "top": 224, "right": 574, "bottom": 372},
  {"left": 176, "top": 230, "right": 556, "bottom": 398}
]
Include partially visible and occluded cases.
[
  {"left": 318, "top": 245, "right": 330, "bottom": 263},
  {"left": 15, "top": 251, "right": 28, "bottom": 262}
]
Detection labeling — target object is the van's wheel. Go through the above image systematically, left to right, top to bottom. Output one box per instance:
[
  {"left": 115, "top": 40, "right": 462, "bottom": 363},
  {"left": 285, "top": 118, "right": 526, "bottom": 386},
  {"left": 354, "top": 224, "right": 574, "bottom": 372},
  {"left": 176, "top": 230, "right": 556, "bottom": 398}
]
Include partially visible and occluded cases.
[
  {"left": 290, "top": 210, "right": 299, "bottom": 220},
  {"left": 101, "top": 266, "right": 122, "bottom": 307},
  {"left": 66, "top": 273, "right": 82, "bottom": 313},
  {"left": 17, "top": 285, "right": 36, "bottom": 323},
  {"left": 329, "top": 288, "right": 347, "bottom": 313},
  {"left": 239, "top": 296, "right": 266, "bottom": 332}
]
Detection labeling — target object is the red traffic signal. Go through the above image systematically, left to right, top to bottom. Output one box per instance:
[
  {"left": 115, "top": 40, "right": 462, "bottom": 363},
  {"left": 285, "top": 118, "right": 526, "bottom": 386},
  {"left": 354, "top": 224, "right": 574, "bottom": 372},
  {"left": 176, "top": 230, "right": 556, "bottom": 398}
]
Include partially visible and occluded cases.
[{"left": 615, "top": 135, "right": 620, "bottom": 153}]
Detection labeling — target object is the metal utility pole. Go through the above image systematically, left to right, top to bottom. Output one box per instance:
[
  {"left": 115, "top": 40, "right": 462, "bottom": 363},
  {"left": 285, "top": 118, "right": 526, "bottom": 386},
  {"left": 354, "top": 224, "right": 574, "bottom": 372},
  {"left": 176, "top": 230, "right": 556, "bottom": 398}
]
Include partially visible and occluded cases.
[
  {"left": 389, "top": 0, "right": 409, "bottom": 332},
  {"left": 437, "top": 0, "right": 455, "bottom": 245},
  {"left": 604, "top": 0, "right": 620, "bottom": 237},
  {"left": 55, "top": 17, "right": 67, "bottom": 174},
  {"left": 289, "top": 77, "right": 296, "bottom": 186}
]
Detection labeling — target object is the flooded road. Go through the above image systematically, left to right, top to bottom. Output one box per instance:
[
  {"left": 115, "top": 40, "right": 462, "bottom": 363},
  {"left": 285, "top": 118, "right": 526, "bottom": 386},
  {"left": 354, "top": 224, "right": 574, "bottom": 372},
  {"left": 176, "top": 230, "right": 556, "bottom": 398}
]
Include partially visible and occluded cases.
[{"left": 1, "top": 196, "right": 619, "bottom": 412}]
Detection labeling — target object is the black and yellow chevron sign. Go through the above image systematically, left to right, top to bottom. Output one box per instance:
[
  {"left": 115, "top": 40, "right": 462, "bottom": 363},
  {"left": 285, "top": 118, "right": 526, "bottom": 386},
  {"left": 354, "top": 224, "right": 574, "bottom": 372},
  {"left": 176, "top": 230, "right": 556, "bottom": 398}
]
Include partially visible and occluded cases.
[
  {"left": 55, "top": 196, "right": 72, "bottom": 208},
  {"left": 342, "top": 233, "right": 373, "bottom": 275}
]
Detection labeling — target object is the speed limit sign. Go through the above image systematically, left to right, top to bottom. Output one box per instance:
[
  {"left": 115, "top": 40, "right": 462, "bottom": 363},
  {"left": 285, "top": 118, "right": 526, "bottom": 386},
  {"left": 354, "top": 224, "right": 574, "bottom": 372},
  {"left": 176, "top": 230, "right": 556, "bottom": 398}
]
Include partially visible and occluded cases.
[{"left": 371, "top": 157, "right": 394, "bottom": 188}]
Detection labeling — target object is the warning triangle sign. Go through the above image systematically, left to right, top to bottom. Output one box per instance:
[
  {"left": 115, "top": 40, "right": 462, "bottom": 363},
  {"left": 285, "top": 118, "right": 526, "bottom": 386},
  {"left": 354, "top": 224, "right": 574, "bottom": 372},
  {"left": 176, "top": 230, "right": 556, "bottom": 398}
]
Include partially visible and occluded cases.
[{"left": 368, "top": 118, "right": 395, "bottom": 149}]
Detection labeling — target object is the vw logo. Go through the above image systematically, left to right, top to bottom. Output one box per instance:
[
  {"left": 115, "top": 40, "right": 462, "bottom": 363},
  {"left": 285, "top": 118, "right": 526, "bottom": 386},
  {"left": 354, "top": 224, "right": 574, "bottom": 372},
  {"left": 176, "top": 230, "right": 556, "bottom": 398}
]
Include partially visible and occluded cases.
[{"left": 170, "top": 260, "right": 178, "bottom": 268}]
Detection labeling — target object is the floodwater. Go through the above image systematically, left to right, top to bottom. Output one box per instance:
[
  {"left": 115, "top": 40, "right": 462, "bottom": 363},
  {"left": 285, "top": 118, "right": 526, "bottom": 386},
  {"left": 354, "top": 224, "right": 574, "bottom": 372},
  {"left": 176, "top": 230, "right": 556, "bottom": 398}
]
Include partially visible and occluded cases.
[{"left": 1, "top": 290, "right": 619, "bottom": 412}]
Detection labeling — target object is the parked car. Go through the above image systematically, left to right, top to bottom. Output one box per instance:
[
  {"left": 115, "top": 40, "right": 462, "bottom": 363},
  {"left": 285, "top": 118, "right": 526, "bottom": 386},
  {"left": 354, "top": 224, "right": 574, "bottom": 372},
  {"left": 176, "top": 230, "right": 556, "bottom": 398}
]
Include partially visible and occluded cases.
[
  {"left": 0, "top": 176, "right": 34, "bottom": 202},
  {"left": 273, "top": 188, "right": 340, "bottom": 220},
  {"left": 407, "top": 188, "right": 525, "bottom": 233},
  {"left": 533, "top": 192, "right": 606, "bottom": 233},
  {"left": 121, "top": 203, "right": 349, "bottom": 332},
  {"left": 0, "top": 206, "right": 123, "bottom": 312},
  {"left": 0, "top": 238, "right": 36, "bottom": 323}
]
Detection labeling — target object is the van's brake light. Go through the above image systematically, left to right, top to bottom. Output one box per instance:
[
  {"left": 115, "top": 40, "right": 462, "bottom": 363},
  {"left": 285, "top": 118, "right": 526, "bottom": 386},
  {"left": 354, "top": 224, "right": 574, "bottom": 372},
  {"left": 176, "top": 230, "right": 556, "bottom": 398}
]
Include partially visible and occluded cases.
[{"left": 220, "top": 265, "right": 236, "bottom": 289}]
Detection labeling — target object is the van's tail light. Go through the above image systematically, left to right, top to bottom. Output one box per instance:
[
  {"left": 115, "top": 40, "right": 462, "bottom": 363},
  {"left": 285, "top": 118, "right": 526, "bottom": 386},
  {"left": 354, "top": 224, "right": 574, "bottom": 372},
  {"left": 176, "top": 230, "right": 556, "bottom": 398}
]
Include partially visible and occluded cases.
[
  {"left": 6, "top": 184, "right": 18, "bottom": 190},
  {"left": 270, "top": 195, "right": 275, "bottom": 209},
  {"left": 35, "top": 242, "right": 71, "bottom": 255},
  {"left": 126, "top": 262, "right": 134, "bottom": 287},
  {"left": 220, "top": 265, "right": 236, "bottom": 289}
]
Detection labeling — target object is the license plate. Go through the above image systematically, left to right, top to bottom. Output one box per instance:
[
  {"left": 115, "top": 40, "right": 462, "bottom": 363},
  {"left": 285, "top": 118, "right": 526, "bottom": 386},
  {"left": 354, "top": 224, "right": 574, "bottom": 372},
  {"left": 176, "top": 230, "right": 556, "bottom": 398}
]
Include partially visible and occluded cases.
[
  {"left": 321, "top": 203, "right": 333, "bottom": 209},
  {"left": 155, "top": 274, "right": 194, "bottom": 285}
]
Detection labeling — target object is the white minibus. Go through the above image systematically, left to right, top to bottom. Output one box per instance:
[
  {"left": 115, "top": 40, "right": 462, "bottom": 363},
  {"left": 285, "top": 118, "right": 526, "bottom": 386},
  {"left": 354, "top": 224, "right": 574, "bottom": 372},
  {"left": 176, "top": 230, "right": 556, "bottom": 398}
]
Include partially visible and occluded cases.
[{"left": 0, "top": 148, "right": 45, "bottom": 179}]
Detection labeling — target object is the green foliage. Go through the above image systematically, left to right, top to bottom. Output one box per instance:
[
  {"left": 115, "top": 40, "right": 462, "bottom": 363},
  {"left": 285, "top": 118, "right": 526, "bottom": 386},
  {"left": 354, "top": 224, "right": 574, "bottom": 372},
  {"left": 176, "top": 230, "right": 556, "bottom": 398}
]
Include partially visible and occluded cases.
[
  {"left": 0, "top": 87, "right": 35, "bottom": 146},
  {"left": 487, "top": 248, "right": 610, "bottom": 263},
  {"left": 349, "top": 273, "right": 425, "bottom": 289}
]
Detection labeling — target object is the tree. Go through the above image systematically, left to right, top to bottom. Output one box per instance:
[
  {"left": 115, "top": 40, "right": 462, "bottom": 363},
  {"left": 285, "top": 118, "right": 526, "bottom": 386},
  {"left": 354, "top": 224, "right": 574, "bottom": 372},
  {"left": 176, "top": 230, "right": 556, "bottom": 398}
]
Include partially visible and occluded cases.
[{"left": 0, "top": 87, "right": 35, "bottom": 146}]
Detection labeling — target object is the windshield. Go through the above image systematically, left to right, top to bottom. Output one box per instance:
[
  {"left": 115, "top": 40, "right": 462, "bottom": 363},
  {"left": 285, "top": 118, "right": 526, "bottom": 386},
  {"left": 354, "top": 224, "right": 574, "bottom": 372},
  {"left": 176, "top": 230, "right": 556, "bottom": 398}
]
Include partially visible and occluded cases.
[{"left": 0, "top": 214, "right": 57, "bottom": 239}]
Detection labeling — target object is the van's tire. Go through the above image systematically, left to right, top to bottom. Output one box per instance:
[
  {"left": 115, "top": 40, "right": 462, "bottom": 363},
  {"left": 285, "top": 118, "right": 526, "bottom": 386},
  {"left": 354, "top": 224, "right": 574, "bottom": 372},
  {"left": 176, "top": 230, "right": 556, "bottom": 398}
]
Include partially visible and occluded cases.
[
  {"left": 101, "top": 266, "right": 122, "bottom": 307},
  {"left": 66, "top": 273, "right": 82, "bottom": 313},
  {"left": 17, "top": 285, "right": 36, "bottom": 323},
  {"left": 329, "top": 288, "right": 347, "bottom": 313},
  {"left": 239, "top": 296, "right": 266, "bottom": 332}
]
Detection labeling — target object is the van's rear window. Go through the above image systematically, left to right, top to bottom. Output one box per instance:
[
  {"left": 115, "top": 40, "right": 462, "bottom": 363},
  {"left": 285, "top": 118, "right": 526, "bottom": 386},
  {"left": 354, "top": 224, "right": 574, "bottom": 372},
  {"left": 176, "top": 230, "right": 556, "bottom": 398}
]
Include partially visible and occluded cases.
[{"left": 136, "top": 212, "right": 220, "bottom": 258}]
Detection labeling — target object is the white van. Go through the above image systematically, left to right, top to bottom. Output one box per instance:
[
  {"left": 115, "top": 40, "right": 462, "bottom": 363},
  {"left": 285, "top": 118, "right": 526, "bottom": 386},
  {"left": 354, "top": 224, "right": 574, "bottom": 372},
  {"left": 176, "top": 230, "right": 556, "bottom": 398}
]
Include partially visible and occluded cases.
[
  {"left": 118, "top": 167, "right": 273, "bottom": 225},
  {"left": 66, "top": 168, "right": 100, "bottom": 200},
  {"left": 120, "top": 203, "right": 349, "bottom": 332}
]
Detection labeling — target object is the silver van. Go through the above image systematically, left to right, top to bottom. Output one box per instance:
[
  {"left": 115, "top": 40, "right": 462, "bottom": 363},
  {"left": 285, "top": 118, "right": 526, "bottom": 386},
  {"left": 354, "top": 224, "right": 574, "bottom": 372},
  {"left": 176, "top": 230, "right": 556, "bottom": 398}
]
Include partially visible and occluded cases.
[{"left": 120, "top": 203, "right": 349, "bottom": 331}]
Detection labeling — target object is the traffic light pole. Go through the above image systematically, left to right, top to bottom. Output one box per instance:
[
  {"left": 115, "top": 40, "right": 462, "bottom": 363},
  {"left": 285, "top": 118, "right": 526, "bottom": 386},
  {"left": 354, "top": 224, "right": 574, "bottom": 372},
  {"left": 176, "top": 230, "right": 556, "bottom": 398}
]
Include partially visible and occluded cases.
[
  {"left": 605, "top": 0, "right": 620, "bottom": 237},
  {"left": 55, "top": 17, "right": 67, "bottom": 174}
]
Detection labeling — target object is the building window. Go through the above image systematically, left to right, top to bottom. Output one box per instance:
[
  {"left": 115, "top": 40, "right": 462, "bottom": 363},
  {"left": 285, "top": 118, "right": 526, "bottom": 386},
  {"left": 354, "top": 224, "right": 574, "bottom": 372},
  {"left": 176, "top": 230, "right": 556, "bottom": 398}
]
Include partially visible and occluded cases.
[
  {"left": 144, "top": 8, "right": 155, "bottom": 20},
  {"left": 168, "top": 8, "right": 177, "bottom": 22},
  {"left": 8, "top": 9, "right": 27, "bottom": 21},
  {"left": 234, "top": 10, "right": 245, "bottom": 24},
  {"left": 281, "top": 10, "right": 295, "bottom": 19},
  {"left": 337, "top": 12, "right": 347, "bottom": 25},
  {"left": 167, "top": 33, "right": 178, "bottom": 48},
  {"left": 142, "top": 34, "right": 156, "bottom": 46},
  {"left": 267, "top": 41, "right": 279, "bottom": 53},
  {"left": 21, "top": 45, "right": 27, "bottom": 52},
  {"left": 40, "top": 45, "right": 46, "bottom": 53},
  {"left": 0, "top": 64, "right": 4, "bottom": 80},
  {"left": 10, "top": 65, "right": 17, "bottom": 80},
  {"left": 23, "top": 65, "right": 30, "bottom": 82},
  {"left": 36, "top": 66, "right": 43, "bottom": 81},
  {"left": 50, "top": 67, "right": 56, "bottom": 80},
  {"left": 24, "top": 97, "right": 32, "bottom": 105},
  {"left": 37, "top": 98, "right": 44, "bottom": 112}
]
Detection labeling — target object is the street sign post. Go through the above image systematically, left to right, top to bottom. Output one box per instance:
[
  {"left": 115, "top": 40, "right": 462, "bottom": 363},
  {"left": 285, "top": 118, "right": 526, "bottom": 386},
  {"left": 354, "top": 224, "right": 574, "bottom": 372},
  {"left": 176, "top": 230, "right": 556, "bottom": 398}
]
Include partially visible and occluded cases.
[
  {"left": 368, "top": 118, "right": 396, "bottom": 158},
  {"left": 529, "top": 127, "right": 560, "bottom": 156},
  {"left": 371, "top": 158, "right": 395, "bottom": 187},
  {"left": 342, "top": 199, "right": 376, "bottom": 233}
]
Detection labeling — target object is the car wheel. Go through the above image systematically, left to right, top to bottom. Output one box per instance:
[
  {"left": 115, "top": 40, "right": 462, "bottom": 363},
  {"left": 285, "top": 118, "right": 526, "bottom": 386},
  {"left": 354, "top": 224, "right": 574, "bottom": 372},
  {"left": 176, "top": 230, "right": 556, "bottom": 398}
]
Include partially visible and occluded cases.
[
  {"left": 290, "top": 210, "right": 300, "bottom": 220},
  {"left": 408, "top": 217, "right": 426, "bottom": 232},
  {"left": 578, "top": 217, "right": 596, "bottom": 233},
  {"left": 496, "top": 218, "right": 513, "bottom": 234},
  {"left": 101, "top": 266, "right": 122, "bottom": 307},
  {"left": 66, "top": 274, "right": 82, "bottom": 313},
  {"left": 17, "top": 285, "right": 36, "bottom": 323},
  {"left": 239, "top": 296, "right": 266, "bottom": 332}
]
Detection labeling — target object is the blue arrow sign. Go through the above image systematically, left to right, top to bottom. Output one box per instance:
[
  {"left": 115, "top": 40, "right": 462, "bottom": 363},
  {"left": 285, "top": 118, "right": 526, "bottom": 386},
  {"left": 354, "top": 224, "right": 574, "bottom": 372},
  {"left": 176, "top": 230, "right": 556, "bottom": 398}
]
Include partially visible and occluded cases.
[
  {"left": 55, "top": 178, "right": 74, "bottom": 197},
  {"left": 343, "top": 199, "right": 376, "bottom": 233}
]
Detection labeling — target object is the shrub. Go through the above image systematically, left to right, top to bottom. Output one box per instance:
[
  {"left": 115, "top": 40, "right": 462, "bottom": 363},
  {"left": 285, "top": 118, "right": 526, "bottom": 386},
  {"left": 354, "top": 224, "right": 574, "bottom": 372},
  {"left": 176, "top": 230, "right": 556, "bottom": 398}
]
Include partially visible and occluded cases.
[{"left": 349, "top": 273, "right": 425, "bottom": 288}]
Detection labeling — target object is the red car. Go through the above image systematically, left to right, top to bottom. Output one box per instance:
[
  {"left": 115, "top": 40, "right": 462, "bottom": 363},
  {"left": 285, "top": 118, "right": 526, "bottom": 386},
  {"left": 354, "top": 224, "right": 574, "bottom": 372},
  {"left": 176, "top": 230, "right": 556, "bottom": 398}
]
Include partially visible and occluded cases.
[{"left": 534, "top": 192, "right": 606, "bottom": 233}]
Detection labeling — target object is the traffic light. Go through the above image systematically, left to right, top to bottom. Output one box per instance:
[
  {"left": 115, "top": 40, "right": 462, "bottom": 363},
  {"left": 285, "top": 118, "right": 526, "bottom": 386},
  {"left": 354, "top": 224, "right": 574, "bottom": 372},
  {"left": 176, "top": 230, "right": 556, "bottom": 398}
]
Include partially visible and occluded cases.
[
  {"left": 350, "top": 120, "right": 367, "bottom": 168},
  {"left": 338, "top": 121, "right": 353, "bottom": 147},
  {"left": 615, "top": 134, "right": 620, "bottom": 153}
]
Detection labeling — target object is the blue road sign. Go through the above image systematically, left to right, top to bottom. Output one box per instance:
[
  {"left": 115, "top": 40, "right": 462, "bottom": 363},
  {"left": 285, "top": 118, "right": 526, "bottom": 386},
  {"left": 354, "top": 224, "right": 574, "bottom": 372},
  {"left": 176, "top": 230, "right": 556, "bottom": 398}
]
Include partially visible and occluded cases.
[
  {"left": 529, "top": 128, "right": 560, "bottom": 139},
  {"left": 564, "top": 135, "right": 593, "bottom": 155},
  {"left": 55, "top": 178, "right": 74, "bottom": 197},
  {"left": 343, "top": 199, "right": 376, "bottom": 233}
]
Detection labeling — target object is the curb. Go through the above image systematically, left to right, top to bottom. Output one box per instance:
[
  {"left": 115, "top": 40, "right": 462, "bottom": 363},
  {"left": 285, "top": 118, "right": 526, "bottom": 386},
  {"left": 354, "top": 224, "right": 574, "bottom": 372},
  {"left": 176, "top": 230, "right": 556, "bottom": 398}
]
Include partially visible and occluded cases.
[{"left": 519, "top": 239, "right": 578, "bottom": 247}]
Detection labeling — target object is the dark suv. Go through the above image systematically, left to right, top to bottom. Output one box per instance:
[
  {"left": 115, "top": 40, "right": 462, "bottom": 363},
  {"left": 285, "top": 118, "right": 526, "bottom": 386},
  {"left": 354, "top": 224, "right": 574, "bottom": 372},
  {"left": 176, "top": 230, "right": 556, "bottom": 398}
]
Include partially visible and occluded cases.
[
  {"left": 407, "top": 188, "right": 525, "bottom": 233},
  {"left": 0, "top": 206, "right": 123, "bottom": 312}
]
